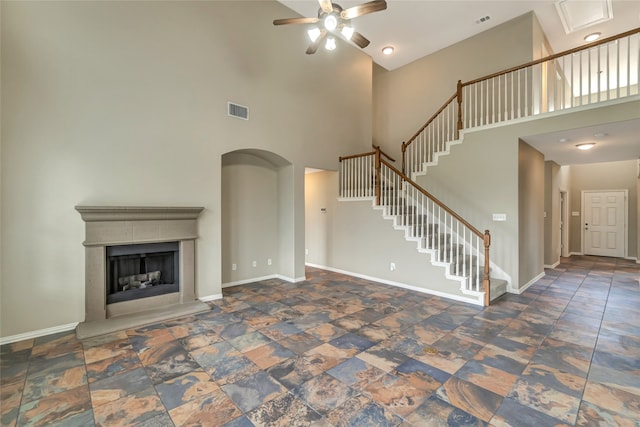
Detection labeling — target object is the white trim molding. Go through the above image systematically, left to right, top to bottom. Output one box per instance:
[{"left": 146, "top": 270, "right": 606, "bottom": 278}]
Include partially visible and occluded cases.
[
  {"left": 544, "top": 260, "right": 561, "bottom": 269},
  {"left": 306, "top": 263, "right": 484, "bottom": 306},
  {"left": 508, "top": 271, "right": 546, "bottom": 294},
  {"left": 222, "top": 274, "right": 306, "bottom": 289},
  {"left": 198, "top": 294, "right": 223, "bottom": 302},
  {"left": 0, "top": 322, "right": 79, "bottom": 346}
]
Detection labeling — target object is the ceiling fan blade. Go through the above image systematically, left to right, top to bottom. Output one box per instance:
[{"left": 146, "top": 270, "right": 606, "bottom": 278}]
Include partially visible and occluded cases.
[
  {"left": 318, "top": 0, "right": 333, "bottom": 13},
  {"left": 340, "top": 0, "right": 387, "bottom": 20},
  {"left": 273, "top": 17, "right": 319, "bottom": 26},
  {"left": 306, "top": 29, "right": 327, "bottom": 54},
  {"left": 351, "top": 32, "right": 370, "bottom": 48}
]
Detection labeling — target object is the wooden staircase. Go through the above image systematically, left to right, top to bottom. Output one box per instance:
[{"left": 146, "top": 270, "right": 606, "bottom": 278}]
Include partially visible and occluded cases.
[
  {"left": 339, "top": 28, "right": 639, "bottom": 306},
  {"left": 378, "top": 182, "right": 507, "bottom": 302}
]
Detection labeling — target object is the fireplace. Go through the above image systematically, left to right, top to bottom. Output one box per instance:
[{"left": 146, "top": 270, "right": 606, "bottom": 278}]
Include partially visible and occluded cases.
[
  {"left": 75, "top": 206, "right": 210, "bottom": 337},
  {"left": 106, "top": 241, "right": 180, "bottom": 304}
]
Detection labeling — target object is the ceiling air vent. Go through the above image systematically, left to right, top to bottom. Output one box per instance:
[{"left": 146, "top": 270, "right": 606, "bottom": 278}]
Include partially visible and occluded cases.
[{"left": 228, "top": 102, "right": 249, "bottom": 120}]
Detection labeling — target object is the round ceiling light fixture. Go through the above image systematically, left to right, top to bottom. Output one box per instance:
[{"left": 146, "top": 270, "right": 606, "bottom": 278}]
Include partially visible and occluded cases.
[
  {"left": 324, "top": 14, "right": 338, "bottom": 31},
  {"left": 584, "top": 32, "right": 601, "bottom": 42},
  {"left": 382, "top": 46, "right": 394, "bottom": 55},
  {"left": 576, "top": 143, "right": 596, "bottom": 150}
]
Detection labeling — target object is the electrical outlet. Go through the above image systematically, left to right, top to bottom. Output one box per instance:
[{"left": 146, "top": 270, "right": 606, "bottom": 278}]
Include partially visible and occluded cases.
[
  {"left": 305, "top": 249, "right": 309, "bottom": 255},
  {"left": 267, "top": 259, "right": 272, "bottom": 266},
  {"left": 252, "top": 261, "right": 257, "bottom": 267},
  {"left": 390, "top": 262, "right": 396, "bottom": 271},
  {"left": 232, "top": 263, "right": 237, "bottom": 271}
]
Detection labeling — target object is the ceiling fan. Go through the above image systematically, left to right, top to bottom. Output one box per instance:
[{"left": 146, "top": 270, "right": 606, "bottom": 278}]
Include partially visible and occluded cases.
[{"left": 273, "top": 0, "right": 387, "bottom": 54}]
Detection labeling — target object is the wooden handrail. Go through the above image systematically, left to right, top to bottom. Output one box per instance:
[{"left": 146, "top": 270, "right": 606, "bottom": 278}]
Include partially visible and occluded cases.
[
  {"left": 462, "top": 26, "right": 640, "bottom": 87},
  {"left": 405, "top": 92, "right": 458, "bottom": 147},
  {"left": 372, "top": 145, "right": 396, "bottom": 163},
  {"left": 339, "top": 151, "right": 376, "bottom": 162},
  {"left": 379, "top": 157, "right": 491, "bottom": 304},
  {"left": 380, "top": 158, "right": 484, "bottom": 239}
]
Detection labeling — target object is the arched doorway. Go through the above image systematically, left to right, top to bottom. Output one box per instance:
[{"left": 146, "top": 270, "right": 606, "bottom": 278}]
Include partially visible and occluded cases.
[{"left": 221, "top": 149, "right": 297, "bottom": 286}]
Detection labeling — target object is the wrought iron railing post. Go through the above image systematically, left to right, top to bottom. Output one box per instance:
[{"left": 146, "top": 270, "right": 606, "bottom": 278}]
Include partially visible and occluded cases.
[{"left": 483, "top": 230, "right": 491, "bottom": 306}]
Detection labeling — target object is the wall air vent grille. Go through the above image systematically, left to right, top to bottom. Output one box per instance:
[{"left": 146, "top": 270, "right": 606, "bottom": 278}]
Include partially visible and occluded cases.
[{"left": 228, "top": 102, "right": 249, "bottom": 120}]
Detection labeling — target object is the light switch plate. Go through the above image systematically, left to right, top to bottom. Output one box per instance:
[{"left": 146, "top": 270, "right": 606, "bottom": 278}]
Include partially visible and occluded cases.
[{"left": 492, "top": 213, "right": 507, "bottom": 221}]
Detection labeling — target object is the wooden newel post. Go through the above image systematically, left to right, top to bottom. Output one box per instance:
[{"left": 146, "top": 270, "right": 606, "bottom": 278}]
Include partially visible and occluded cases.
[
  {"left": 456, "top": 80, "right": 463, "bottom": 139},
  {"left": 401, "top": 142, "right": 407, "bottom": 175},
  {"left": 374, "top": 146, "right": 381, "bottom": 206},
  {"left": 483, "top": 230, "right": 491, "bottom": 306}
]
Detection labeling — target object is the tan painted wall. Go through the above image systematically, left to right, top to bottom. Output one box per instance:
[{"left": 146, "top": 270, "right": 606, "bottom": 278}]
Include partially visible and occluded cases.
[
  {"left": 1, "top": 1, "right": 372, "bottom": 337},
  {"left": 372, "top": 12, "right": 539, "bottom": 160},
  {"left": 413, "top": 99, "right": 639, "bottom": 290},
  {"left": 519, "top": 141, "right": 545, "bottom": 286},
  {"left": 222, "top": 151, "right": 283, "bottom": 284},
  {"left": 567, "top": 160, "right": 639, "bottom": 258},
  {"left": 544, "top": 161, "right": 561, "bottom": 266},
  {"left": 305, "top": 171, "right": 474, "bottom": 302}
]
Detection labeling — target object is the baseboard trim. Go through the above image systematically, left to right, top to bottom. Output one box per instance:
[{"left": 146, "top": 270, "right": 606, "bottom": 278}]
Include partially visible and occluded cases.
[
  {"left": 544, "top": 260, "right": 560, "bottom": 269},
  {"left": 306, "top": 263, "right": 483, "bottom": 306},
  {"left": 508, "top": 271, "right": 545, "bottom": 294},
  {"left": 222, "top": 274, "right": 306, "bottom": 289},
  {"left": 198, "top": 294, "right": 223, "bottom": 302},
  {"left": 0, "top": 322, "right": 79, "bottom": 346}
]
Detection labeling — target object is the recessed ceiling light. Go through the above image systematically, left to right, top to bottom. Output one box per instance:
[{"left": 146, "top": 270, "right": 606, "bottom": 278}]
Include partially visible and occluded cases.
[
  {"left": 584, "top": 32, "right": 601, "bottom": 42},
  {"left": 382, "top": 46, "right": 394, "bottom": 55},
  {"left": 576, "top": 143, "right": 595, "bottom": 150}
]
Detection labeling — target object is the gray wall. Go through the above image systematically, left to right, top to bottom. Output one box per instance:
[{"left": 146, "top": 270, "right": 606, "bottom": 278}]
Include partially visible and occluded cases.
[
  {"left": 1, "top": 1, "right": 372, "bottom": 337},
  {"left": 372, "top": 12, "right": 542, "bottom": 160},
  {"left": 413, "top": 99, "right": 639, "bottom": 290},
  {"left": 519, "top": 141, "right": 545, "bottom": 286},
  {"left": 222, "top": 151, "right": 287, "bottom": 284},
  {"left": 567, "top": 160, "right": 639, "bottom": 258},
  {"left": 544, "top": 161, "right": 561, "bottom": 266},
  {"left": 305, "top": 171, "right": 475, "bottom": 302}
]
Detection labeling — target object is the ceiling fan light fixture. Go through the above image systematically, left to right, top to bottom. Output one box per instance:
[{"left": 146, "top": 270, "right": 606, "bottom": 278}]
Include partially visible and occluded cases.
[
  {"left": 324, "top": 14, "right": 338, "bottom": 31},
  {"left": 341, "top": 25, "right": 354, "bottom": 40},
  {"left": 307, "top": 27, "right": 322, "bottom": 42},
  {"left": 325, "top": 37, "right": 337, "bottom": 51},
  {"left": 382, "top": 46, "right": 394, "bottom": 55},
  {"left": 576, "top": 143, "right": 595, "bottom": 150}
]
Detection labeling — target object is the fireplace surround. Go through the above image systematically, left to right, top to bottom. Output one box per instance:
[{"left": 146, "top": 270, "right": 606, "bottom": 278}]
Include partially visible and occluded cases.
[{"left": 75, "top": 206, "right": 210, "bottom": 338}]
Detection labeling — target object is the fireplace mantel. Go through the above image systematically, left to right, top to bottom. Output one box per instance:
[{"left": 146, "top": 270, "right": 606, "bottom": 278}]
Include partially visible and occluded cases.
[
  {"left": 75, "top": 205, "right": 209, "bottom": 338},
  {"left": 75, "top": 206, "right": 204, "bottom": 222}
]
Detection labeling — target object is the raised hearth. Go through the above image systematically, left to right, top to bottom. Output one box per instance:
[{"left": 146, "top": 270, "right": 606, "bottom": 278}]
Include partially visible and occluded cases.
[{"left": 75, "top": 206, "right": 210, "bottom": 338}]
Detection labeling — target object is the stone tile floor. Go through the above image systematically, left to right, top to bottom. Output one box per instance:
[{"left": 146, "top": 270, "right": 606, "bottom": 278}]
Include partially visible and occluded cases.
[{"left": 1, "top": 255, "right": 639, "bottom": 426}]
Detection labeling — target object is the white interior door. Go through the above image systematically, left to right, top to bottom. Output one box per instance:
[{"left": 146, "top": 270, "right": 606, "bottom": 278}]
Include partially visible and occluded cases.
[{"left": 583, "top": 191, "right": 626, "bottom": 257}]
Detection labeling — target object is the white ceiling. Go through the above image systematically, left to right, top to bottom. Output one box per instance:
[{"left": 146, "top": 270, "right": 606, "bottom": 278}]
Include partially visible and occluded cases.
[{"left": 277, "top": 0, "right": 640, "bottom": 165}]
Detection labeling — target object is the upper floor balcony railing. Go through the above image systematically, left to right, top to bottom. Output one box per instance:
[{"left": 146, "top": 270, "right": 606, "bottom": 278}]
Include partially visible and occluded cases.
[{"left": 403, "top": 28, "right": 639, "bottom": 176}]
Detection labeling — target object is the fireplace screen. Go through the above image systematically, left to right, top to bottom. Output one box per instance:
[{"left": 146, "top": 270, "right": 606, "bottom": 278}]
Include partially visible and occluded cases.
[{"left": 106, "top": 241, "right": 180, "bottom": 304}]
